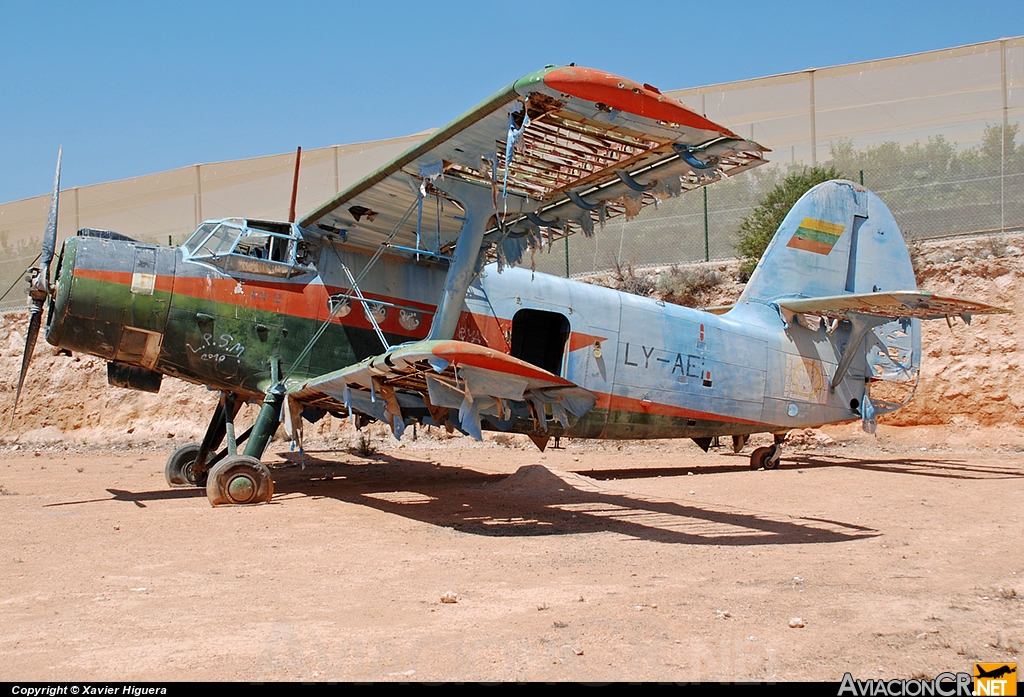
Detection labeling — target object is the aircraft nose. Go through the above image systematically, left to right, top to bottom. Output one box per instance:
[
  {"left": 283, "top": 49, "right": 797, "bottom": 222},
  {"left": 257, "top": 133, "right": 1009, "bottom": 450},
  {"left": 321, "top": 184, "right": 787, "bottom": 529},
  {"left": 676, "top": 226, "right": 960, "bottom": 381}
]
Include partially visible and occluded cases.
[
  {"left": 45, "top": 234, "right": 174, "bottom": 370},
  {"left": 44, "top": 235, "right": 77, "bottom": 347}
]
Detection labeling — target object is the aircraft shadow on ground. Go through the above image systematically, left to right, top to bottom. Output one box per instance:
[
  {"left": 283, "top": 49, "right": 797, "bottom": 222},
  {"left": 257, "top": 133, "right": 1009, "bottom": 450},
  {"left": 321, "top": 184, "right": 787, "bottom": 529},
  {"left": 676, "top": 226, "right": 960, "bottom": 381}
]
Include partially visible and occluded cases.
[
  {"left": 51, "top": 445, "right": 1018, "bottom": 542},
  {"left": 241, "top": 448, "right": 879, "bottom": 547},
  {"left": 695, "top": 450, "right": 1024, "bottom": 481},
  {"left": 44, "top": 487, "right": 205, "bottom": 508}
]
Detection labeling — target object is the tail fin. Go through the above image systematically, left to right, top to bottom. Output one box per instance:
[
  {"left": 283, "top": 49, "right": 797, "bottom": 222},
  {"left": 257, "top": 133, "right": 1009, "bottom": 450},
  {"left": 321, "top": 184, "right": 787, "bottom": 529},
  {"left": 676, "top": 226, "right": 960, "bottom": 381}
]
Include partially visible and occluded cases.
[{"left": 739, "top": 180, "right": 917, "bottom": 304}]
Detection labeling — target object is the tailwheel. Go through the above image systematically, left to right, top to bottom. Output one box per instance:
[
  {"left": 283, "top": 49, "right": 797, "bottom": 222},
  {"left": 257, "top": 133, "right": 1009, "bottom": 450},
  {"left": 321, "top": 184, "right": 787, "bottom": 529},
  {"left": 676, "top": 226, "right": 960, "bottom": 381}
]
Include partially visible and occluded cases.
[
  {"left": 165, "top": 443, "right": 206, "bottom": 487},
  {"left": 749, "top": 444, "right": 781, "bottom": 470},
  {"left": 206, "top": 455, "right": 274, "bottom": 506}
]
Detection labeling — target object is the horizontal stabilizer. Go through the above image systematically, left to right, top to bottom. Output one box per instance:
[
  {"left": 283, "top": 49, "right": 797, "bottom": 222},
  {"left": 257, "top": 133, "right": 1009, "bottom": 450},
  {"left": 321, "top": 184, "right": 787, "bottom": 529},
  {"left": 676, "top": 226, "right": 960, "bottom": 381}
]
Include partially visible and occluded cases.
[
  {"left": 776, "top": 291, "right": 1010, "bottom": 321},
  {"left": 289, "top": 340, "right": 597, "bottom": 440}
]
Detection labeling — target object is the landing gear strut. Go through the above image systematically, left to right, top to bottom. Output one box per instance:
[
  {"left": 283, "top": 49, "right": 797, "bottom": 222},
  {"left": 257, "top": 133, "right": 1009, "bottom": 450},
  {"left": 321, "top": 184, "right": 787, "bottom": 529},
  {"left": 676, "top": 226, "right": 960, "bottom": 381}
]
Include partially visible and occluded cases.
[
  {"left": 163, "top": 388, "right": 284, "bottom": 506},
  {"left": 206, "top": 389, "right": 283, "bottom": 507},
  {"left": 749, "top": 434, "right": 786, "bottom": 470}
]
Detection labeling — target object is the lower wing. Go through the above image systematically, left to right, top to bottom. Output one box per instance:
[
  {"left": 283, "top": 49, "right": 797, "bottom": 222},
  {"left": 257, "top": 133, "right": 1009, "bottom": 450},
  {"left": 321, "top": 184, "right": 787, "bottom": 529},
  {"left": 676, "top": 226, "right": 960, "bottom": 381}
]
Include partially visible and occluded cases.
[{"left": 288, "top": 340, "right": 597, "bottom": 440}]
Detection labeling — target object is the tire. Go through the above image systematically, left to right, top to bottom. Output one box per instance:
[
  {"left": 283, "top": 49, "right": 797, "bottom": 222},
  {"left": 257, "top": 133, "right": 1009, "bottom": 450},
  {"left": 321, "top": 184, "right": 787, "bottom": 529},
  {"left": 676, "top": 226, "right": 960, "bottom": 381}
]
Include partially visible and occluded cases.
[
  {"left": 165, "top": 443, "right": 205, "bottom": 487},
  {"left": 749, "top": 446, "right": 772, "bottom": 470},
  {"left": 764, "top": 447, "right": 781, "bottom": 470},
  {"left": 206, "top": 455, "right": 274, "bottom": 507}
]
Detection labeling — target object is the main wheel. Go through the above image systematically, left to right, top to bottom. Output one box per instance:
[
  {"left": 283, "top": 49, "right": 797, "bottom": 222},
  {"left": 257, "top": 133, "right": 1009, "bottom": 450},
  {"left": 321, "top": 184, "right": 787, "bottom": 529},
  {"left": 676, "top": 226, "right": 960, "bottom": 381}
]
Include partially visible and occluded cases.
[
  {"left": 165, "top": 443, "right": 206, "bottom": 487},
  {"left": 749, "top": 445, "right": 781, "bottom": 470},
  {"left": 749, "top": 446, "right": 771, "bottom": 470},
  {"left": 206, "top": 455, "right": 274, "bottom": 506}
]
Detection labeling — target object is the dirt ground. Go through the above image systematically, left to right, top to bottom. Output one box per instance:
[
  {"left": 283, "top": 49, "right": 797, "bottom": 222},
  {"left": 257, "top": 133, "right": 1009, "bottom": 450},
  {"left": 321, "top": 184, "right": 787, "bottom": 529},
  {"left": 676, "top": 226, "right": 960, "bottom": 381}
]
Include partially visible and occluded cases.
[
  {"left": 0, "top": 234, "right": 1022, "bottom": 682},
  {"left": 0, "top": 427, "right": 1021, "bottom": 682}
]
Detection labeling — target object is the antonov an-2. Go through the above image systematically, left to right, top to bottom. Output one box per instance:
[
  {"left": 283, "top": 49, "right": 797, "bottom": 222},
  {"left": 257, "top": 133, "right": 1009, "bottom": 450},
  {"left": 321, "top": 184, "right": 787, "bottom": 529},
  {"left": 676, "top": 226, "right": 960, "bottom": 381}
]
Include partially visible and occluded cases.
[{"left": 14, "top": 66, "right": 1007, "bottom": 506}]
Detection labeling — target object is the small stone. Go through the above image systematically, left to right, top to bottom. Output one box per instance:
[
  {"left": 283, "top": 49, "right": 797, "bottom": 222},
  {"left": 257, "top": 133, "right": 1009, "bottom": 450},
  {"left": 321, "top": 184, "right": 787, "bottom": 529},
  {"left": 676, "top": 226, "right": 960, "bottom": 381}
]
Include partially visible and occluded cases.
[
  {"left": 441, "top": 591, "right": 457, "bottom": 604},
  {"left": 789, "top": 617, "right": 805, "bottom": 628},
  {"left": 572, "top": 647, "right": 583, "bottom": 656}
]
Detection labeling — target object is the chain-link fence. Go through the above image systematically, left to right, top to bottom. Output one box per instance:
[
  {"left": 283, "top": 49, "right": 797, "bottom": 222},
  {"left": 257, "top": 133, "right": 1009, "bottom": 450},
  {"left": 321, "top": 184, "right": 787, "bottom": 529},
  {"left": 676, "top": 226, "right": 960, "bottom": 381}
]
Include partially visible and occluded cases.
[{"left": 2, "top": 37, "right": 1022, "bottom": 307}]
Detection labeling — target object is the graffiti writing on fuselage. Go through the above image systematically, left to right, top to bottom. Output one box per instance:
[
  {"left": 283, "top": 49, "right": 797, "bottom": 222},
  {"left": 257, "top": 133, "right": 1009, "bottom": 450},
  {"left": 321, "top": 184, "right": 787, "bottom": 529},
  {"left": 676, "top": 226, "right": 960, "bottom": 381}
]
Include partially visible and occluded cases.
[
  {"left": 455, "top": 324, "right": 486, "bottom": 346},
  {"left": 186, "top": 333, "right": 246, "bottom": 364}
]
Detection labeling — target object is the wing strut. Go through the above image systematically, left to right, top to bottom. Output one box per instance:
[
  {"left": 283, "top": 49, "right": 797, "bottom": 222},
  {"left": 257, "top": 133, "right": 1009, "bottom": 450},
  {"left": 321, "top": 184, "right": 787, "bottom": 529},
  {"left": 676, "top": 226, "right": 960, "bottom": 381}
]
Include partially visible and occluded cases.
[
  {"left": 425, "top": 179, "right": 496, "bottom": 341},
  {"left": 283, "top": 200, "right": 418, "bottom": 382},
  {"left": 339, "top": 263, "right": 390, "bottom": 351}
]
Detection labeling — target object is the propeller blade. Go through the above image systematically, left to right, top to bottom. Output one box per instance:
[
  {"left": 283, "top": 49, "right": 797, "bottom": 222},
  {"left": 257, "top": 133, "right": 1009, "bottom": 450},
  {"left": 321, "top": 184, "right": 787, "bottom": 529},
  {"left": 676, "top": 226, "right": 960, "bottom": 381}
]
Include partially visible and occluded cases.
[
  {"left": 40, "top": 146, "right": 62, "bottom": 281},
  {"left": 12, "top": 148, "right": 62, "bottom": 422},
  {"left": 12, "top": 304, "right": 43, "bottom": 421}
]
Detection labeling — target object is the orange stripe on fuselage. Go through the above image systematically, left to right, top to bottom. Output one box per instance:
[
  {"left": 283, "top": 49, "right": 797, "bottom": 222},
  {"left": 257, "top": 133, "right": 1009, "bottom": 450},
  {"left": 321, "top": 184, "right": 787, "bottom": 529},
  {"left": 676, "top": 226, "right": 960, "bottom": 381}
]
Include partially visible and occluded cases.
[
  {"left": 72, "top": 268, "right": 760, "bottom": 425},
  {"left": 598, "top": 392, "right": 765, "bottom": 426}
]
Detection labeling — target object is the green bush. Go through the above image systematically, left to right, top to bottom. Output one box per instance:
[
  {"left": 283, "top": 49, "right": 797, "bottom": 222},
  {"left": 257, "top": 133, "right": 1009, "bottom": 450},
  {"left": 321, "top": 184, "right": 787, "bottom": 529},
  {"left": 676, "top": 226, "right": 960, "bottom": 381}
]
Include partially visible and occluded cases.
[
  {"left": 735, "top": 166, "right": 843, "bottom": 280},
  {"left": 657, "top": 265, "right": 722, "bottom": 307}
]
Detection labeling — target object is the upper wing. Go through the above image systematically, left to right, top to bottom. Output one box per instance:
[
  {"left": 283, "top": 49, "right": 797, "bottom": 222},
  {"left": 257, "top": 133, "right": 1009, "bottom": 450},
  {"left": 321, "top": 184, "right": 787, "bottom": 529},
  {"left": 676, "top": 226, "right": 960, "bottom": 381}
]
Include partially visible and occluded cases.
[
  {"left": 299, "top": 66, "right": 766, "bottom": 267},
  {"left": 775, "top": 291, "right": 1010, "bottom": 321},
  {"left": 289, "top": 340, "right": 597, "bottom": 441}
]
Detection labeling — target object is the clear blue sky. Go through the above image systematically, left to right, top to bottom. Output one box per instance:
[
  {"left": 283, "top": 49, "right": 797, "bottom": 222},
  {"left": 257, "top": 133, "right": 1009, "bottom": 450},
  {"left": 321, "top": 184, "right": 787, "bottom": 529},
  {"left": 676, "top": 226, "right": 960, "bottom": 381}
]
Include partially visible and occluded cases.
[{"left": 2, "top": 0, "right": 1021, "bottom": 203}]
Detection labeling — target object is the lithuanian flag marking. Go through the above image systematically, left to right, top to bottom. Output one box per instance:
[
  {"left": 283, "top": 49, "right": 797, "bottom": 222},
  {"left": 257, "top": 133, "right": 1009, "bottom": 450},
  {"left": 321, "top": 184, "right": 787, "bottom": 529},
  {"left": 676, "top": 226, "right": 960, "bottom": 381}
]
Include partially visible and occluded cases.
[{"left": 786, "top": 217, "right": 846, "bottom": 255}]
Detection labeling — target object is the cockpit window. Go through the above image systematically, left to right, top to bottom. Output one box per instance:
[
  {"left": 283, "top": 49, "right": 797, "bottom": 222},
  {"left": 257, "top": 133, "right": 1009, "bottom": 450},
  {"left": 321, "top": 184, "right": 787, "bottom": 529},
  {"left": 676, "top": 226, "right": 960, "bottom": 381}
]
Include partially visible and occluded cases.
[
  {"left": 182, "top": 218, "right": 312, "bottom": 277},
  {"left": 182, "top": 223, "right": 218, "bottom": 254},
  {"left": 192, "top": 223, "right": 242, "bottom": 258},
  {"left": 232, "top": 229, "right": 294, "bottom": 264}
]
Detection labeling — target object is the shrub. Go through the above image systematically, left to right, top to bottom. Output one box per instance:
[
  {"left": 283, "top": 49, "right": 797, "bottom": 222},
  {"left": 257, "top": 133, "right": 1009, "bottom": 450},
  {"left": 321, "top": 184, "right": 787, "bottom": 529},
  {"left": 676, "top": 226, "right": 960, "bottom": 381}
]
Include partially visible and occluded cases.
[
  {"left": 735, "top": 166, "right": 843, "bottom": 280},
  {"left": 657, "top": 265, "right": 722, "bottom": 307}
]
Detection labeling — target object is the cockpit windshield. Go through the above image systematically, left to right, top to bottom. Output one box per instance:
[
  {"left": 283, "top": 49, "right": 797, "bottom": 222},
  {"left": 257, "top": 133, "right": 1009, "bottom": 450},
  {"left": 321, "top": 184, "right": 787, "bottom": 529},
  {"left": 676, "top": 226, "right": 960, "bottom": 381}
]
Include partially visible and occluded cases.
[
  {"left": 181, "top": 218, "right": 313, "bottom": 277},
  {"left": 191, "top": 222, "right": 243, "bottom": 258}
]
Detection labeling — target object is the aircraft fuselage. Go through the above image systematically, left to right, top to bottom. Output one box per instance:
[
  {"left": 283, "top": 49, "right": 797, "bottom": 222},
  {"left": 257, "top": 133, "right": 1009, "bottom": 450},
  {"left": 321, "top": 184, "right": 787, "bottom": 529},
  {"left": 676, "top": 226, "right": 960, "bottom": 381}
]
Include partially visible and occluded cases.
[{"left": 45, "top": 224, "right": 893, "bottom": 441}]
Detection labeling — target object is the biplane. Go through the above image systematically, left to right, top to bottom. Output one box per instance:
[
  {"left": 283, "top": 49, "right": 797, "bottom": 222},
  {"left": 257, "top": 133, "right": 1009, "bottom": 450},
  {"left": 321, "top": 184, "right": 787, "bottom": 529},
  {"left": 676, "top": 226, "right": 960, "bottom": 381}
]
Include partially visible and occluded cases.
[{"left": 13, "top": 66, "right": 1007, "bottom": 506}]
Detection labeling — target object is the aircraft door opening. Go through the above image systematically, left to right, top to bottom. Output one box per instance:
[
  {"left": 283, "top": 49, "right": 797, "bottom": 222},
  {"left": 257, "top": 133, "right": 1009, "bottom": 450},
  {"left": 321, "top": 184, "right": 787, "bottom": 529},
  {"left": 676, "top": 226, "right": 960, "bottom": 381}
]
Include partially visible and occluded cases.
[{"left": 510, "top": 309, "right": 569, "bottom": 377}]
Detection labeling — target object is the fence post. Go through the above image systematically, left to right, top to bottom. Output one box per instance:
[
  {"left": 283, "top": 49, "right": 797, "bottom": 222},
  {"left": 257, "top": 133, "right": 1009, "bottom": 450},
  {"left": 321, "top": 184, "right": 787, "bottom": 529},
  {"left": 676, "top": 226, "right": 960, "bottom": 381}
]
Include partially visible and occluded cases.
[
  {"left": 1001, "top": 38, "right": 1007, "bottom": 233},
  {"left": 194, "top": 164, "right": 203, "bottom": 228},
  {"left": 703, "top": 186, "right": 710, "bottom": 262},
  {"left": 565, "top": 233, "right": 570, "bottom": 278}
]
